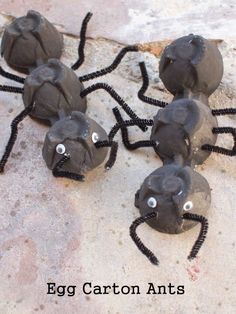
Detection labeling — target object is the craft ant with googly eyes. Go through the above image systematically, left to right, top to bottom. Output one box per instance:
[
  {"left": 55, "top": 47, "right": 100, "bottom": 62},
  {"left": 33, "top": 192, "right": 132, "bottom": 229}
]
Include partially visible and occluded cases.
[
  {"left": 0, "top": 11, "right": 146, "bottom": 176},
  {"left": 109, "top": 34, "right": 236, "bottom": 265},
  {"left": 109, "top": 106, "right": 210, "bottom": 264}
]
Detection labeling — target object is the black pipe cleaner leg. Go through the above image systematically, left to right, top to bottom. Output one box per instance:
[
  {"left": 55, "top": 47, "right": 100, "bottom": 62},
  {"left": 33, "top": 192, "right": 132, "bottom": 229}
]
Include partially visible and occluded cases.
[
  {"left": 71, "top": 12, "right": 93, "bottom": 70},
  {"left": 79, "top": 45, "right": 139, "bottom": 82},
  {"left": 138, "top": 62, "right": 168, "bottom": 108},
  {"left": 0, "top": 66, "right": 25, "bottom": 84},
  {"left": 80, "top": 82, "right": 147, "bottom": 131},
  {"left": 0, "top": 85, "right": 24, "bottom": 94},
  {"left": 0, "top": 103, "right": 34, "bottom": 173},
  {"left": 113, "top": 106, "right": 135, "bottom": 149},
  {"left": 112, "top": 107, "right": 158, "bottom": 152},
  {"left": 212, "top": 108, "right": 236, "bottom": 116},
  {"left": 95, "top": 115, "right": 154, "bottom": 169},
  {"left": 108, "top": 118, "right": 153, "bottom": 141},
  {"left": 202, "top": 127, "right": 236, "bottom": 156},
  {"left": 95, "top": 140, "right": 118, "bottom": 170},
  {"left": 52, "top": 154, "right": 85, "bottom": 181},
  {"left": 130, "top": 212, "right": 159, "bottom": 265},
  {"left": 183, "top": 213, "right": 208, "bottom": 260}
]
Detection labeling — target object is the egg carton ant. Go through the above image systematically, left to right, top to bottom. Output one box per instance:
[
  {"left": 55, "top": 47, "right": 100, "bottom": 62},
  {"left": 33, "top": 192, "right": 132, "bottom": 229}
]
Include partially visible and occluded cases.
[
  {"left": 0, "top": 11, "right": 147, "bottom": 180},
  {"left": 111, "top": 34, "right": 236, "bottom": 265}
]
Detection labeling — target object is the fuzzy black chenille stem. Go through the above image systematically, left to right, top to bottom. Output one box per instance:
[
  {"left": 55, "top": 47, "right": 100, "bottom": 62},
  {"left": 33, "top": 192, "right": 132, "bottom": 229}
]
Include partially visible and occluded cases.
[
  {"left": 71, "top": 12, "right": 93, "bottom": 70},
  {"left": 79, "top": 45, "right": 139, "bottom": 82},
  {"left": 138, "top": 62, "right": 168, "bottom": 108},
  {"left": 0, "top": 66, "right": 25, "bottom": 84},
  {"left": 80, "top": 82, "right": 147, "bottom": 131},
  {"left": 0, "top": 85, "right": 23, "bottom": 94},
  {"left": 0, "top": 103, "right": 34, "bottom": 173},
  {"left": 112, "top": 107, "right": 158, "bottom": 151},
  {"left": 212, "top": 108, "right": 236, "bottom": 116},
  {"left": 95, "top": 114, "right": 153, "bottom": 169},
  {"left": 108, "top": 118, "right": 153, "bottom": 141},
  {"left": 202, "top": 127, "right": 236, "bottom": 156},
  {"left": 95, "top": 140, "right": 118, "bottom": 169},
  {"left": 52, "top": 154, "right": 85, "bottom": 181},
  {"left": 130, "top": 212, "right": 159, "bottom": 265},
  {"left": 183, "top": 213, "right": 208, "bottom": 260}
]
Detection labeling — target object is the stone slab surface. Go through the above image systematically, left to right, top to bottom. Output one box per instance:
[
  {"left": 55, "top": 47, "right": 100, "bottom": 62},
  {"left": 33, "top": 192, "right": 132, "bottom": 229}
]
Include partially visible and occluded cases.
[
  {"left": 0, "top": 0, "right": 235, "bottom": 44},
  {"left": 0, "top": 2, "right": 236, "bottom": 314}
]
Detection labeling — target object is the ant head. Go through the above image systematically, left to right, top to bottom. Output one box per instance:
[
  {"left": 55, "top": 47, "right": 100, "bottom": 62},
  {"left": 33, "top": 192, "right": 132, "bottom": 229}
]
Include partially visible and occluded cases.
[
  {"left": 1, "top": 10, "right": 63, "bottom": 73},
  {"left": 159, "top": 34, "right": 223, "bottom": 97},
  {"left": 23, "top": 59, "right": 86, "bottom": 125},
  {"left": 151, "top": 99, "right": 218, "bottom": 165},
  {"left": 42, "top": 111, "right": 108, "bottom": 174},
  {"left": 135, "top": 164, "right": 211, "bottom": 234}
]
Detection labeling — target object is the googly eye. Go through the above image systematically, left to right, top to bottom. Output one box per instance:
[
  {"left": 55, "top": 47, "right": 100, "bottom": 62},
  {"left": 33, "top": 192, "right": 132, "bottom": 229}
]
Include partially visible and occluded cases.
[
  {"left": 92, "top": 132, "right": 99, "bottom": 143},
  {"left": 56, "top": 143, "right": 66, "bottom": 155},
  {"left": 147, "top": 197, "right": 157, "bottom": 208},
  {"left": 183, "top": 201, "right": 193, "bottom": 211}
]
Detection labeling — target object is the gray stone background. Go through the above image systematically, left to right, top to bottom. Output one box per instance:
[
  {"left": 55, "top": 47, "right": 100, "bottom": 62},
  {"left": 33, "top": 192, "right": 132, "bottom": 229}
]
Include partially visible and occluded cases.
[{"left": 0, "top": 1, "right": 235, "bottom": 313}]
